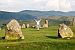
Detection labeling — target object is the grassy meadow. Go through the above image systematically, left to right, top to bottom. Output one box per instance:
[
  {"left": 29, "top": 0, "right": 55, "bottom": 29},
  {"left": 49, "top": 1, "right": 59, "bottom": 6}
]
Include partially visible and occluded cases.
[{"left": 0, "top": 26, "right": 75, "bottom": 50}]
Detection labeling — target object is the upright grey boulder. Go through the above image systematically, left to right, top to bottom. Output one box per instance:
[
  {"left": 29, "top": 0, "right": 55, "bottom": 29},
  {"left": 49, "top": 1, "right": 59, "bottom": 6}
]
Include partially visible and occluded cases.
[
  {"left": 5, "top": 19, "right": 24, "bottom": 40},
  {"left": 43, "top": 20, "right": 48, "bottom": 28},
  {"left": 22, "top": 24, "right": 26, "bottom": 28},
  {"left": 26, "top": 24, "right": 29, "bottom": 28},
  {"left": 58, "top": 24, "right": 73, "bottom": 39}
]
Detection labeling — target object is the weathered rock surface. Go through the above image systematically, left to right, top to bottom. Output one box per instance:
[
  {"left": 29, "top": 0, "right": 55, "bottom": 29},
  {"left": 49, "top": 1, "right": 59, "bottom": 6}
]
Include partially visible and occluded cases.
[
  {"left": 5, "top": 19, "right": 24, "bottom": 40},
  {"left": 43, "top": 20, "right": 48, "bottom": 28},
  {"left": 22, "top": 24, "right": 26, "bottom": 28},
  {"left": 26, "top": 24, "right": 29, "bottom": 28},
  {"left": 58, "top": 24, "right": 73, "bottom": 39}
]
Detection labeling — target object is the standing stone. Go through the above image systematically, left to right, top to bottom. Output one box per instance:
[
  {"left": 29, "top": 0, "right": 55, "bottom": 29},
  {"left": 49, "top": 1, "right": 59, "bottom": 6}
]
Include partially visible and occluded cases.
[
  {"left": 72, "top": 18, "right": 75, "bottom": 26},
  {"left": 5, "top": 19, "right": 24, "bottom": 40},
  {"left": 43, "top": 20, "right": 48, "bottom": 28},
  {"left": 58, "top": 23, "right": 73, "bottom": 39},
  {"left": 22, "top": 24, "right": 26, "bottom": 28},
  {"left": 26, "top": 24, "right": 29, "bottom": 28},
  {"left": 31, "top": 25, "right": 36, "bottom": 28},
  {"left": 0, "top": 27, "right": 1, "bottom": 30}
]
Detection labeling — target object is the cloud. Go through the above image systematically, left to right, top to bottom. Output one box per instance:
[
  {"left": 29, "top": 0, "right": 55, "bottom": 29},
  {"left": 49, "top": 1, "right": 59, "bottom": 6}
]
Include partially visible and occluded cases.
[
  {"left": 0, "top": 0, "right": 74, "bottom": 12},
  {"left": 44, "top": 0, "right": 59, "bottom": 11},
  {"left": 59, "top": 0, "right": 72, "bottom": 11}
]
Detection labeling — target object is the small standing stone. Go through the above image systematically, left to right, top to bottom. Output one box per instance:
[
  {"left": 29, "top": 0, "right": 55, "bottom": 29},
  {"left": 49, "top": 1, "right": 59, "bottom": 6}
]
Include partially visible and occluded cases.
[
  {"left": 72, "top": 18, "right": 75, "bottom": 26},
  {"left": 43, "top": 20, "right": 48, "bottom": 28},
  {"left": 58, "top": 23, "right": 73, "bottom": 38},
  {"left": 22, "top": 24, "right": 26, "bottom": 28},
  {"left": 26, "top": 24, "right": 29, "bottom": 28},
  {"left": 0, "top": 28, "right": 1, "bottom": 30}
]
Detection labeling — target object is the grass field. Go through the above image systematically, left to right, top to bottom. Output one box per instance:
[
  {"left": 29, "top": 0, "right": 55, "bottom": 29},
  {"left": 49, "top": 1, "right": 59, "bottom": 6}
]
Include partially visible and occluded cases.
[{"left": 0, "top": 26, "right": 75, "bottom": 50}]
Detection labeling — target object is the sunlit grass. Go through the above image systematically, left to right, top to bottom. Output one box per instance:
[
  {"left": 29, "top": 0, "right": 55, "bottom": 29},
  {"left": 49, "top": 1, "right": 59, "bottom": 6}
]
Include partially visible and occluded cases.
[{"left": 0, "top": 26, "right": 75, "bottom": 50}]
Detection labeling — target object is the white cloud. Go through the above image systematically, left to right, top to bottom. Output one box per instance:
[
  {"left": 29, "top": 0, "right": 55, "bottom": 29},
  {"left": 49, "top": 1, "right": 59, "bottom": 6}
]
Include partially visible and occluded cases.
[
  {"left": 0, "top": 0, "right": 74, "bottom": 12},
  {"left": 44, "top": 0, "right": 59, "bottom": 11},
  {"left": 59, "top": 0, "right": 72, "bottom": 12}
]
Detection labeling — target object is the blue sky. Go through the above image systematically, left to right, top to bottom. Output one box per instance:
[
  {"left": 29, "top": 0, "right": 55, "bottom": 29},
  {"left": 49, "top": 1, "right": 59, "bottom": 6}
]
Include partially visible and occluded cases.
[{"left": 0, "top": 0, "right": 75, "bottom": 12}]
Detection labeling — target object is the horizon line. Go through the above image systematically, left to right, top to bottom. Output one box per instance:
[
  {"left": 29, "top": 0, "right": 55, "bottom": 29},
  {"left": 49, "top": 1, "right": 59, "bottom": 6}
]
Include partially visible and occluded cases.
[{"left": 0, "top": 10, "right": 75, "bottom": 12}]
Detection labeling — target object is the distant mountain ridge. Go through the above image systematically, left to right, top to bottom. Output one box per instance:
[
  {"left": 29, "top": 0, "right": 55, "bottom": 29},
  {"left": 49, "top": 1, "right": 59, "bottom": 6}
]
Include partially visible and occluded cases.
[
  {"left": 0, "top": 10, "right": 75, "bottom": 21},
  {"left": 0, "top": 10, "right": 75, "bottom": 26},
  {"left": 20, "top": 10, "right": 75, "bottom": 16},
  {"left": 0, "top": 11, "right": 36, "bottom": 21}
]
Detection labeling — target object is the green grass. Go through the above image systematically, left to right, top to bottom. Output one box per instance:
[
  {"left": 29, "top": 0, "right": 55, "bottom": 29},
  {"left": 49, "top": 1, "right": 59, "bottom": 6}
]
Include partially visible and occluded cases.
[{"left": 0, "top": 26, "right": 75, "bottom": 50}]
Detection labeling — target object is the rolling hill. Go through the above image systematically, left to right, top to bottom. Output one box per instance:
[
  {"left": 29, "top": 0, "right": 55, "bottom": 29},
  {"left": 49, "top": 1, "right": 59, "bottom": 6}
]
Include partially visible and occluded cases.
[
  {"left": 0, "top": 10, "right": 75, "bottom": 26},
  {"left": 0, "top": 10, "right": 75, "bottom": 21},
  {"left": 20, "top": 10, "right": 75, "bottom": 17}
]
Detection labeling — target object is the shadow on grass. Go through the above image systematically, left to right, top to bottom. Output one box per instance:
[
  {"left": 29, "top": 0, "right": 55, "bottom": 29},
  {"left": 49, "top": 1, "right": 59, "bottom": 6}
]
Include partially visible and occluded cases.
[
  {"left": 46, "top": 36, "right": 58, "bottom": 39},
  {"left": 46, "top": 36, "right": 75, "bottom": 40},
  {"left": 0, "top": 37, "right": 24, "bottom": 42}
]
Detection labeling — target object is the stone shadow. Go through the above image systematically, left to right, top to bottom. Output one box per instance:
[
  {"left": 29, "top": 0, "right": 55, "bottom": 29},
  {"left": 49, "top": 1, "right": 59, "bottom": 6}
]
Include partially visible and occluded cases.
[
  {"left": 46, "top": 36, "right": 58, "bottom": 39},
  {"left": 46, "top": 36, "right": 75, "bottom": 40}
]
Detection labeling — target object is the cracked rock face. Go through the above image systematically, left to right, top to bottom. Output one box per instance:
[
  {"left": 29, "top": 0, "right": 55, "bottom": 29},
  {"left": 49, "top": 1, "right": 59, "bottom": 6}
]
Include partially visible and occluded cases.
[
  {"left": 5, "top": 19, "right": 24, "bottom": 40},
  {"left": 58, "top": 24, "right": 73, "bottom": 38}
]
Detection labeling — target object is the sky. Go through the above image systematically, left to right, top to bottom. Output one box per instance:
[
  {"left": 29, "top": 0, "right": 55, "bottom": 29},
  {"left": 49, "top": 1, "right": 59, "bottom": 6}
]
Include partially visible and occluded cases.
[{"left": 0, "top": 0, "right": 75, "bottom": 12}]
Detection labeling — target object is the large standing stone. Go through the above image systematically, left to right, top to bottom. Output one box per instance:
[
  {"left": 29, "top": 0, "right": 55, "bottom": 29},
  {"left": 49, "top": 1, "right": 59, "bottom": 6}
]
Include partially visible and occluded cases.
[
  {"left": 5, "top": 19, "right": 24, "bottom": 40},
  {"left": 43, "top": 20, "right": 48, "bottom": 28},
  {"left": 22, "top": 24, "right": 26, "bottom": 28},
  {"left": 58, "top": 24, "right": 73, "bottom": 39}
]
